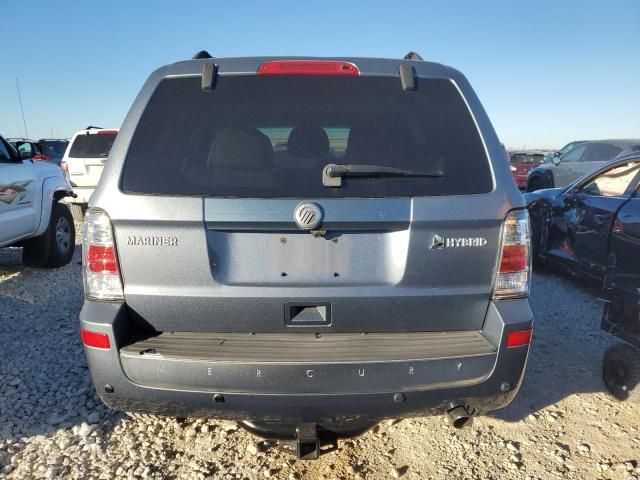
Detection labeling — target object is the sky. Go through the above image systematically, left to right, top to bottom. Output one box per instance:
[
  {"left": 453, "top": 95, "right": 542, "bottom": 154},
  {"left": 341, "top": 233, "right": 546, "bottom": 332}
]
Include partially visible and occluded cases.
[{"left": 1, "top": 0, "right": 638, "bottom": 149}]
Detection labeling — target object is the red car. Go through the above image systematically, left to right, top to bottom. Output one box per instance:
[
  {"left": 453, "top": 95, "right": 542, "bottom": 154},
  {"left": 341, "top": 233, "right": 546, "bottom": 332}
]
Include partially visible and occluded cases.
[{"left": 510, "top": 152, "right": 546, "bottom": 190}]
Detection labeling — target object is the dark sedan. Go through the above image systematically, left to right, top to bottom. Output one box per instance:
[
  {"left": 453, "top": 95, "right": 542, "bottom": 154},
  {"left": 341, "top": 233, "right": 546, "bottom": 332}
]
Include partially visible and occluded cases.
[{"left": 525, "top": 152, "right": 640, "bottom": 285}]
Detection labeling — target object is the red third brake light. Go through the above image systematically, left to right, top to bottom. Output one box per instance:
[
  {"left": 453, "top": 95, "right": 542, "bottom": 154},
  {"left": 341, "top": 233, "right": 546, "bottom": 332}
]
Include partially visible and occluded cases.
[
  {"left": 257, "top": 61, "right": 360, "bottom": 76},
  {"left": 97, "top": 130, "right": 118, "bottom": 135},
  {"left": 33, "top": 154, "right": 50, "bottom": 161},
  {"left": 87, "top": 245, "right": 118, "bottom": 273},
  {"left": 506, "top": 328, "right": 533, "bottom": 348},
  {"left": 81, "top": 329, "right": 111, "bottom": 349}
]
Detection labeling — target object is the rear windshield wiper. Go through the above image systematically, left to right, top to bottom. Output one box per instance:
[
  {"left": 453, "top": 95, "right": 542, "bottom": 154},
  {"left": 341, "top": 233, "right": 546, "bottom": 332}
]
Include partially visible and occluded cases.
[{"left": 322, "top": 163, "right": 445, "bottom": 187}]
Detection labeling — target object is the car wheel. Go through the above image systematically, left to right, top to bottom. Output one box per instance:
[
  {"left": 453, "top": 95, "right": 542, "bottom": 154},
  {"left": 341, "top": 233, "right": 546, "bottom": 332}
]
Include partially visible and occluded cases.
[
  {"left": 23, "top": 202, "right": 76, "bottom": 268},
  {"left": 70, "top": 203, "right": 87, "bottom": 222},
  {"left": 602, "top": 343, "right": 640, "bottom": 402}
]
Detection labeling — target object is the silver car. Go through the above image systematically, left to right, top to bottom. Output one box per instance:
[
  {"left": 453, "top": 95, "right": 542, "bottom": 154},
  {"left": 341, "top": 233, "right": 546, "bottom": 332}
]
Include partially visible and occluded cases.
[{"left": 527, "top": 139, "right": 640, "bottom": 191}]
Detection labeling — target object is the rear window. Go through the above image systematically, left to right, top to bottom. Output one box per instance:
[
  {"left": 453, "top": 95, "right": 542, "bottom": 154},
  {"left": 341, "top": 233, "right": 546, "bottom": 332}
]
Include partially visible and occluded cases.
[
  {"left": 122, "top": 75, "right": 492, "bottom": 197},
  {"left": 69, "top": 133, "right": 116, "bottom": 158},
  {"left": 39, "top": 140, "right": 68, "bottom": 158},
  {"left": 510, "top": 153, "right": 545, "bottom": 164}
]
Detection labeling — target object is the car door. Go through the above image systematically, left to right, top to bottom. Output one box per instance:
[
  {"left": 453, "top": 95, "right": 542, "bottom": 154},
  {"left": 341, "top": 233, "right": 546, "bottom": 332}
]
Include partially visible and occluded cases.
[
  {"left": 0, "top": 138, "right": 40, "bottom": 245},
  {"left": 574, "top": 142, "right": 624, "bottom": 179},
  {"left": 553, "top": 143, "right": 588, "bottom": 187},
  {"left": 565, "top": 161, "right": 640, "bottom": 280},
  {"left": 609, "top": 182, "right": 640, "bottom": 294}
]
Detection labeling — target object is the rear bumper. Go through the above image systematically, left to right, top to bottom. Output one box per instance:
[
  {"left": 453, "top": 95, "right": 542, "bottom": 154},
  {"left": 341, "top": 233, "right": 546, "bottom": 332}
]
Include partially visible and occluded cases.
[
  {"left": 513, "top": 175, "right": 528, "bottom": 189},
  {"left": 62, "top": 186, "right": 94, "bottom": 205},
  {"left": 80, "top": 299, "right": 533, "bottom": 424}
]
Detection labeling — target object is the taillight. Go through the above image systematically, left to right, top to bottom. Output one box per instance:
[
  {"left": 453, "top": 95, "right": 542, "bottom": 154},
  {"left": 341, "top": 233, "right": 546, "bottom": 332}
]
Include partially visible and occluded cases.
[
  {"left": 257, "top": 60, "right": 360, "bottom": 76},
  {"left": 33, "top": 154, "right": 51, "bottom": 161},
  {"left": 60, "top": 161, "right": 70, "bottom": 180},
  {"left": 83, "top": 209, "right": 123, "bottom": 300},
  {"left": 493, "top": 209, "right": 531, "bottom": 299},
  {"left": 500, "top": 244, "right": 527, "bottom": 272},
  {"left": 87, "top": 245, "right": 118, "bottom": 273},
  {"left": 506, "top": 328, "right": 533, "bottom": 348},
  {"left": 80, "top": 329, "right": 111, "bottom": 349}
]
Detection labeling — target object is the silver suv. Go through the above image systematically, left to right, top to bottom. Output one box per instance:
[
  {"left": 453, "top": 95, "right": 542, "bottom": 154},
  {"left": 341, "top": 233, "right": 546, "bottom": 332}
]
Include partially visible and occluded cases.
[{"left": 79, "top": 52, "right": 534, "bottom": 458}]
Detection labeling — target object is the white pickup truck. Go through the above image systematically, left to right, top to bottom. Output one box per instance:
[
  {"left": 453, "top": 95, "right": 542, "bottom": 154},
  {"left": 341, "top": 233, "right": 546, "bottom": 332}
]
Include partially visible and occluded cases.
[{"left": 0, "top": 134, "right": 76, "bottom": 267}]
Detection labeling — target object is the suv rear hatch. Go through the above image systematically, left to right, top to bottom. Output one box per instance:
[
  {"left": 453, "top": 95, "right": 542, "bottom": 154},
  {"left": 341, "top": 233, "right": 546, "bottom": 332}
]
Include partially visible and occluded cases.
[
  {"left": 112, "top": 63, "right": 501, "bottom": 334},
  {"left": 66, "top": 130, "right": 117, "bottom": 187}
]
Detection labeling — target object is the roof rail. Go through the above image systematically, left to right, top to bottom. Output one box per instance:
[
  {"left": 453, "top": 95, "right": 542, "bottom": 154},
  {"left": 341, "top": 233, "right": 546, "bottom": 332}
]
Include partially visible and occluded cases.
[
  {"left": 192, "top": 50, "right": 213, "bottom": 60},
  {"left": 403, "top": 51, "right": 423, "bottom": 61},
  {"left": 85, "top": 126, "right": 102, "bottom": 130}
]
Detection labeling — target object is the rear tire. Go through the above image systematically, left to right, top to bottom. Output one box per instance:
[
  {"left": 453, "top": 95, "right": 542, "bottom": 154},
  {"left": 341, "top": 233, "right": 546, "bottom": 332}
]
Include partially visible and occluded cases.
[
  {"left": 23, "top": 202, "right": 75, "bottom": 268},
  {"left": 69, "top": 203, "right": 87, "bottom": 222},
  {"left": 603, "top": 343, "right": 640, "bottom": 402}
]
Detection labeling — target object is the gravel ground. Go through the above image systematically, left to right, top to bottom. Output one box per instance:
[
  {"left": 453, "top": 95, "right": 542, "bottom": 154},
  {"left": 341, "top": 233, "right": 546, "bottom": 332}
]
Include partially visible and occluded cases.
[{"left": 1, "top": 224, "right": 639, "bottom": 480}]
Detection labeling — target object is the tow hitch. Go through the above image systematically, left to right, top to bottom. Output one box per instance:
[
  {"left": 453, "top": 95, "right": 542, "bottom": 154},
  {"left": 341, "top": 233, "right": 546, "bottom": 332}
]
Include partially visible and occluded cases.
[
  {"left": 239, "top": 420, "right": 373, "bottom": 459},
  {"left": 284, "top": 424, "right": 337, "bottom": 459},
  {"left": 296, "top": 424, "right": 321, "bottom": 459}
]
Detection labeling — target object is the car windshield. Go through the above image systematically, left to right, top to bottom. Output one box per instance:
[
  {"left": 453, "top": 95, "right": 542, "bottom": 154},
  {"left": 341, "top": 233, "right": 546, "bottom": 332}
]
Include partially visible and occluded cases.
[
  {"left": 122, "top": 75, "right": 492, "bottom": 198},
  {"left": 69, "top": 133, "right": 116, "bottom": 158},
  {"left": 559, "top": 142, "right": 583, "bottom": 156}
]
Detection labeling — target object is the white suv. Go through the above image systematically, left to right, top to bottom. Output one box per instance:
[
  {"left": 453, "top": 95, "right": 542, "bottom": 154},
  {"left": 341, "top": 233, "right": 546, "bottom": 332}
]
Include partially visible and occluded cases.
[{"left": 61, "top": 126, "right": 118, "bottom": 220}]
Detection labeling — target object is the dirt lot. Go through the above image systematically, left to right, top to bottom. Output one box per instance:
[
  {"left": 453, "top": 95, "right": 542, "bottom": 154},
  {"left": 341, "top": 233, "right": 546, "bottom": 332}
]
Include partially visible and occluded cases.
[{"left": 1, "top": 227, "right": 639, "bottom": 480}]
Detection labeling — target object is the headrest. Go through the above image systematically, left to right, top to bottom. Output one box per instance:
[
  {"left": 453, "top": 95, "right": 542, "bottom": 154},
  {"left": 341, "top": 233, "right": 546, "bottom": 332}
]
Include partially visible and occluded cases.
[
  {"left": 287, "top": 125, "right": 329, "bottom": 158},
  {"left": 209, "top": 127, "right": 273, "bottom": 168}
]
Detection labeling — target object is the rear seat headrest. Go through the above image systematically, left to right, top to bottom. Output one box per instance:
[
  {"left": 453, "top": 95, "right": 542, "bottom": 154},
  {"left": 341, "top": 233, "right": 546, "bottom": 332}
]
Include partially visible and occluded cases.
[
  {"left": 287, "top": 126, "right": 329, "bottom": 158},
  {"left": 209, "top": 127, "right": 273, "bottom": 168}
]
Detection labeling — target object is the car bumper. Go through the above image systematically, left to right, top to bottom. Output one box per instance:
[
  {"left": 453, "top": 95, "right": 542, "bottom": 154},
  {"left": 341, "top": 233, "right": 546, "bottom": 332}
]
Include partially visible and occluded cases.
[
  {"left": 515, "top": 176, "right": 528, "bottom": 190},
  {"left": 62, "top": 186, "right": 94, "bottom": 205},
  {"left": 80, "top": 299, "right": 533, "bottom": 424}
]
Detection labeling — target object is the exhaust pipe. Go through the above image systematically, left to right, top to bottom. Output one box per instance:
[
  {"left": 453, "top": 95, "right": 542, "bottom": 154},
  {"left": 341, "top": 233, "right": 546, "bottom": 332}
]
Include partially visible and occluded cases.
[{"left": 446, "top": 405, "right": 474, "bottom": 429}]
